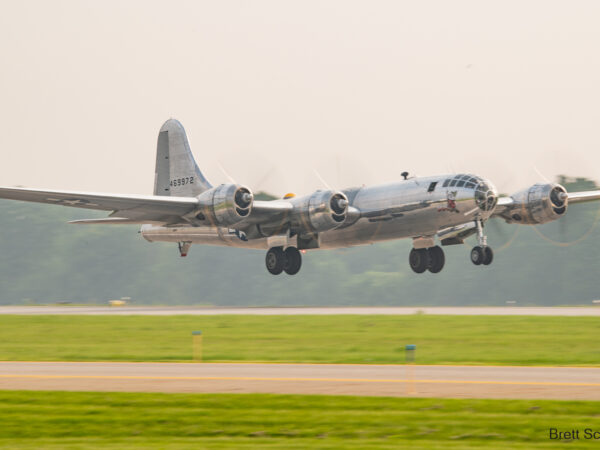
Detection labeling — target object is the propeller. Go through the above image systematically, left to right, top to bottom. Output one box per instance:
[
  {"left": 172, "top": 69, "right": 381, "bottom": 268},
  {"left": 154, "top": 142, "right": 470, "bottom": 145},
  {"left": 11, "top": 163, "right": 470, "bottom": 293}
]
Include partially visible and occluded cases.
[
  {"left": 216, "top": 160, "right": 237, "bottom": 184},
  {"left": 313, "top": 168, "right": 334, "bottom": 191},
  {"left": 530, "top": 169, "right": 600, "bottom": 247},
  {"left": 483, "top": 170, "right": 520, "bottom": 251},
  {"left": 530, "top": 203, "right": 600, "bottom": 248},
  {"left": 486, "top": 217, "right": 521, "bottom": 252}
]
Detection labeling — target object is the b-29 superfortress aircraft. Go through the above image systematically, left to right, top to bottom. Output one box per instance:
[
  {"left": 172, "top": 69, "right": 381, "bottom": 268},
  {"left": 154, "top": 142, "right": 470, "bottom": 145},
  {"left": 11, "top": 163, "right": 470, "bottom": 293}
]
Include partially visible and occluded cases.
[{"left": 1, "top": 119, "right": 600, "bottom": 275}]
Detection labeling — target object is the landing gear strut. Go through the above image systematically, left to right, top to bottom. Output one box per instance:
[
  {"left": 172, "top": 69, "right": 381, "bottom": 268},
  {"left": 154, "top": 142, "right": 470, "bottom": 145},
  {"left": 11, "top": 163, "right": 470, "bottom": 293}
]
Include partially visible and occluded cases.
[
  {"left": 470, "top": 220, "right": 493, "bottom": 266},
  {"left": 266, "top": 246, "right": 302, "bottom": 275},
  {"left": 409, "top": 246, "right": 445, "bottom": 274}
]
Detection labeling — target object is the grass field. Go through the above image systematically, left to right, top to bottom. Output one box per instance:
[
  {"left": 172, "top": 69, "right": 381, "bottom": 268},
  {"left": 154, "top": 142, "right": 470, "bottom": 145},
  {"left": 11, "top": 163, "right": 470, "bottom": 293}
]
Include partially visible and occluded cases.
[
  {"left": 1, "top": 314, "right": 600, "bottom": 365},
  {"left": 1, "top": 390, "right": 599, "bottom": 449}
]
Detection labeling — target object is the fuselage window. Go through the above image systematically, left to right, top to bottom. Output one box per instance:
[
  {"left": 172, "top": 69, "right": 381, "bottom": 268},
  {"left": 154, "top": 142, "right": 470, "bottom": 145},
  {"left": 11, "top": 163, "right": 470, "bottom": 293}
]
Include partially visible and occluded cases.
[
  {"left": 442, "top": 179, "right": 450, "bottom": 187},
  {"left": 428, "top": 181, "right": 438, "bottom": 192}
]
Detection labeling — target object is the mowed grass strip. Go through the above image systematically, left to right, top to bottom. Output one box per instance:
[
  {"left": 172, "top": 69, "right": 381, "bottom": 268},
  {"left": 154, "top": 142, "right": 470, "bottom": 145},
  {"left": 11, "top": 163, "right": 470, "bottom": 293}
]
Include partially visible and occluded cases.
[
  {"left": 1, "top": 315, "right": 600, "bottom": 365},
  {"left": 0, "top": 390, "right": 599, "bottom": 449}
]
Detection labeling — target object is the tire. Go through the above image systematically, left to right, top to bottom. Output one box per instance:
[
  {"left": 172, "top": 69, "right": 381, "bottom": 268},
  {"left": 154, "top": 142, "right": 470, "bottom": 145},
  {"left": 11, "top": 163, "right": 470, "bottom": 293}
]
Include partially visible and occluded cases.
[
  {"left": 427, "top": 246, "right": 445, "bottom": 273},
  {"left": 470, "top": 246, "right": 484, "bottom": 266},
  {"left": 482, "top": 246, "right": 494, "bottom": 265},
  {"left": 265, "top": 247, "right": 285, "bottom": 275},
  {"left": 283, "top": 247, "right": 302, "bottom": 275},
  {"left": 409, "top": 248, "right": 429, "bottom": 274}
]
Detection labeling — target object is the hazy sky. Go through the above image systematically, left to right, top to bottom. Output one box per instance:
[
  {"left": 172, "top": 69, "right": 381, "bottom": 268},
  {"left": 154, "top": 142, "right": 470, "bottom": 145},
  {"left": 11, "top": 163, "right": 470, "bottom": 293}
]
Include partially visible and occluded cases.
[{"left": 1, "top": 1, "right": 600, "bottom": 196}]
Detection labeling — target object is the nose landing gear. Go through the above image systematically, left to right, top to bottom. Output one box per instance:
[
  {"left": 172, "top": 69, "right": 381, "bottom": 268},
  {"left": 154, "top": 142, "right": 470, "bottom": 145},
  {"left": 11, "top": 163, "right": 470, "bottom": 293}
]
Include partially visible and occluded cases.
[
  {"left": 470, "top": 219, "right": 494, "bottom": 266},
  {"left": 470, "top": 245, "right": 493, "bottom": 265},
  {"left": 266, "top": 246, "right": 302, "bottom": 275},
  {"left": 409, "top": 246, "right": 445, "bottom": 274}
]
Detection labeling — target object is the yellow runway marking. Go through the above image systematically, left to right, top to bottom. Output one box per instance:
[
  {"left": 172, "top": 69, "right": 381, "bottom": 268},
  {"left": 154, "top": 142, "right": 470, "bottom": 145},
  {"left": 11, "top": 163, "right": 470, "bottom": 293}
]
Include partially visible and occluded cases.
[
  {"left": 8, "top": 361, "right": 600, "bottom": 369},
  {"left": 1, "top": 374, "right": 600, "bottom": 387}
]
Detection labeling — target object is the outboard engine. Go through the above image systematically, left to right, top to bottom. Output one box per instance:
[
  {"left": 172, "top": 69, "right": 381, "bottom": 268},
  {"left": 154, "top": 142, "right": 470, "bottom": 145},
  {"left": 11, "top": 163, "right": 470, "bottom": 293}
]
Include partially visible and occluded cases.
[{"left": 195, "top": 184, "right": 254, "bottom": 226}]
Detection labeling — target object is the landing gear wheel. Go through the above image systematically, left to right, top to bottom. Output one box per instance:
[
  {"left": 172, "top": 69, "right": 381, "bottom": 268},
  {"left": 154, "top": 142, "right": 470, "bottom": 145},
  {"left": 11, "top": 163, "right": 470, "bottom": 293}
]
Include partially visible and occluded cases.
[
  {"left": 427, "top": 246, "right": 445, "bottom": 273},
  {"left": 470, "top": 246, "right": 484, "bottom": 266},
  {"left": 482, "top": 246, "right": 494, "bottom": 265},
  {"left": 265, "top": 247, "right": 285, "bottom": 275},
  {"left": 283, "top": 247, "right": 302, "bottom": 275},
  {"left": 409, "top": 248, "right": 430, "bottom": 274}
]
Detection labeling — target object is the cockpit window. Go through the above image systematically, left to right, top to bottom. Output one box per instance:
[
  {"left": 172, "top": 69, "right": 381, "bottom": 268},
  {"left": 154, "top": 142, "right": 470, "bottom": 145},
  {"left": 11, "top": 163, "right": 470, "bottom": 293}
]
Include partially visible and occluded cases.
[
  {"left": 446, "top": 174, "right": 486, "bottom": 190},
  {"left": 428, "top": 181, "right": 438, "bottom": 192}
]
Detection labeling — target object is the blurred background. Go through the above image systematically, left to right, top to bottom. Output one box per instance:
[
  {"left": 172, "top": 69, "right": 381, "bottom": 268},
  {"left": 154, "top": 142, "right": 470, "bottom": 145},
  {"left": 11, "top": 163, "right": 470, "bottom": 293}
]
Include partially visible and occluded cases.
[
  {"left": 1, "top": 1, "right": 600, "bottom": 305},
  {"left": 0, "top": 175, "right": 598, "bottom": 305}
]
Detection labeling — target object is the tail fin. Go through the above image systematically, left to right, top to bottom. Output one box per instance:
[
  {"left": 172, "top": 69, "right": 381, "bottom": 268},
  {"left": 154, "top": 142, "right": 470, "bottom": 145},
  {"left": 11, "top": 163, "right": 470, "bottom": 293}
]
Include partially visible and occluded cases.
[{"left": 154, "top": 119, "right": 212, "bottom": 197}]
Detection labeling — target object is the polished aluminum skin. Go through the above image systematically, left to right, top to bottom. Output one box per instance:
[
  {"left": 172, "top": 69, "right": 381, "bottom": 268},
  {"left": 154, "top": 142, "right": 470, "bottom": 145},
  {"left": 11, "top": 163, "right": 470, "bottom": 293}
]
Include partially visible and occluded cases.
[{"left": 0, "top": 119, "right": 599, "bottom": 260}]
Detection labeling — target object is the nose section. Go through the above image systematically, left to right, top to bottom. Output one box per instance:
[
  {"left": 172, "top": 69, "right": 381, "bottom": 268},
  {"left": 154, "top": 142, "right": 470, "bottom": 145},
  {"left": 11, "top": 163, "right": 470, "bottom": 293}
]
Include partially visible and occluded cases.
[{"left": 474, "top": 178, "right": 498, "bottom": 212}]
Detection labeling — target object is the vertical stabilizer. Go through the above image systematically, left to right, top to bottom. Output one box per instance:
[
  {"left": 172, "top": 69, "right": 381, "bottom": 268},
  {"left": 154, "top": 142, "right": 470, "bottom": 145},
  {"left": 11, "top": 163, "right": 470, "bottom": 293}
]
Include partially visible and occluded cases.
[{"left": 154, "top": 119, "right": 212, "bottom": 197}]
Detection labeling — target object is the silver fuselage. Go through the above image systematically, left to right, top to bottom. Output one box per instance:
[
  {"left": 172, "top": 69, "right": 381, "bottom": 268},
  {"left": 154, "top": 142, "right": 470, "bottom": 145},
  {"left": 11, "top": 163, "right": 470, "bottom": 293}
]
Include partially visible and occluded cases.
[{"left": 141, "top": 174, "right": 497, "bottom": 250}]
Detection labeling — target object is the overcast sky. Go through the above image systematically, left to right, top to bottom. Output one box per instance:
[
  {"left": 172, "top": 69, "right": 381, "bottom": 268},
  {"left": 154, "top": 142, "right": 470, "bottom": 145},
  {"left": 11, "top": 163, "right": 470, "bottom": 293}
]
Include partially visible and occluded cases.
[{"left": 1, "top": 1, "right": 600, "bottom": 196}]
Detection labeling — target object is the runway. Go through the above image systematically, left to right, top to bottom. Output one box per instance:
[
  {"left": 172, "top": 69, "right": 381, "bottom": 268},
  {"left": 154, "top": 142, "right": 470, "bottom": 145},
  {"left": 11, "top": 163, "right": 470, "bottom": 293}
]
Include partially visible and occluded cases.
[
  {"left": 2, "top": 306, "right": 600, "bottom": 315},
  {"left": 2, "top": 362, "right": 600, "bottom": 400}
]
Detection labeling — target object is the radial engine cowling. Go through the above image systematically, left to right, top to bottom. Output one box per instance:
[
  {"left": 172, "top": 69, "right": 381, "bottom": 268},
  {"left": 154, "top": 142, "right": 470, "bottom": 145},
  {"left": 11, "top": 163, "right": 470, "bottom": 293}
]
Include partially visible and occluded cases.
[
  {"left": 505, "top": 183, "right": 568, "bottom": 224},
  {"left": 196, "top": 184, "right": 254, "bottom": 226},
  {"left": 293, "top": 190, "right": 349, "bottom": 232}
]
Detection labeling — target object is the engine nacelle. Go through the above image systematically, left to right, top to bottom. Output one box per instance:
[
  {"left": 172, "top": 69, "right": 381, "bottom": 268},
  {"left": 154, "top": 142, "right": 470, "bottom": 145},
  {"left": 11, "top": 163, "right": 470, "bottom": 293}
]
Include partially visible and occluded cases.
[
  {"left": 504, "top": 183, "right": 568, "bottom": 224},
  {"left": 195, "top": 184, "right": 253, "bottom": 227},
  {"left": 292, "top": 190, "right": 349, "bottom": 233}
]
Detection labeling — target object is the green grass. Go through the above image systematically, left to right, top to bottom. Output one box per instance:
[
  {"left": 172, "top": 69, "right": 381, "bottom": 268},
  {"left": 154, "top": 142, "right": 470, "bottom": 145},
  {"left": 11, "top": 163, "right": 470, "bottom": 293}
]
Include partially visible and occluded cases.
[
  {"left": 1, "top": 315, "right": 600, "bottom": 365},
  {"left": 1, "top": 390, "right": 599, "bottom": 449}
]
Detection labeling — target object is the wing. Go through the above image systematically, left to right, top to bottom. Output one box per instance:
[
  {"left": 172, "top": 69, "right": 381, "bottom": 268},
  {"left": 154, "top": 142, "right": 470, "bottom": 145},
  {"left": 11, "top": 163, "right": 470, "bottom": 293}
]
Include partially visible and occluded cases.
[
  {"left": 0, "top": 186, "right": 199, "bottom": 224},
  {"left": 0, "top": 186, "right": 296, "bottom": 227},
  {"left": 567, "top": 190, "right": 600, "bottom": 204},
  {"left": 491, "top": 196, "right": 515, "bottom": 217},
  {"left": 245, "top": 200, "right": 294, "bottom": 224}
]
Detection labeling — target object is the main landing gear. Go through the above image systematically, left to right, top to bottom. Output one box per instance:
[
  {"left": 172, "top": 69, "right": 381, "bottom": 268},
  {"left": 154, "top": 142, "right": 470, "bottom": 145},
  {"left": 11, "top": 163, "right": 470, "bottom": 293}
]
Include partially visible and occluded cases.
[
  {"left": 409, "top": 219, "right": 495, "bottom": 273},
  {"left": 470, "top": 219, "right": 494, "bottom": 266},
  {"left": 266, "top": 246, "right": 302, "bottom": 275},
  {"left": 409, "top": 246, "right": 445, "bottom": 274}
]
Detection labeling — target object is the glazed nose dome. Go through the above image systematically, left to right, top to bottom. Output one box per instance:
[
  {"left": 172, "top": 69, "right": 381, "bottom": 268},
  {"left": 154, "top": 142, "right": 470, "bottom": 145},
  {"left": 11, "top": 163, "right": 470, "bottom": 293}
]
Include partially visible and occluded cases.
[{"left": 474, "top": 179, "right": 498, "bottom": 211}]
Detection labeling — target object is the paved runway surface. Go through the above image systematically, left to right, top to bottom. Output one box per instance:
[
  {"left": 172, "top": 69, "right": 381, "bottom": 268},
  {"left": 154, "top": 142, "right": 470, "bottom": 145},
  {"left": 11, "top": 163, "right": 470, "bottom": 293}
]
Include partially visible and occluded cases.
[
  {"left": 2, "top": 306, "right": 600, "bottom": 315},
  {"left": 2, "top": 362, "right": 600, "bottom": 400}
]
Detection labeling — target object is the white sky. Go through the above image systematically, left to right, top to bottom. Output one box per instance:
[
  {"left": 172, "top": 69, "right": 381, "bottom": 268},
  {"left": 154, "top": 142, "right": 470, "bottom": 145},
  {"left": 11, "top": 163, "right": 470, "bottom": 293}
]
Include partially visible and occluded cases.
[{"left": 1, "top": 1, "right": 600, "bottom": 196}]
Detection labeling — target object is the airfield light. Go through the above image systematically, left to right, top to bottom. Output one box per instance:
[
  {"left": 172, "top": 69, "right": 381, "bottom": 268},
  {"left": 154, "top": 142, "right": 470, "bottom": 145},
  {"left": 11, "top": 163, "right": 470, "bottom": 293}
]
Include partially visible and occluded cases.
[
  {"left": 192, "top": 330, "right": 203, "bottom": 362},
  {"left": 405, "top": 344, "right": 417, "bottom": 395},
  {"left": 405, "top": 344, "right": 416, "bottom": 363}
]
